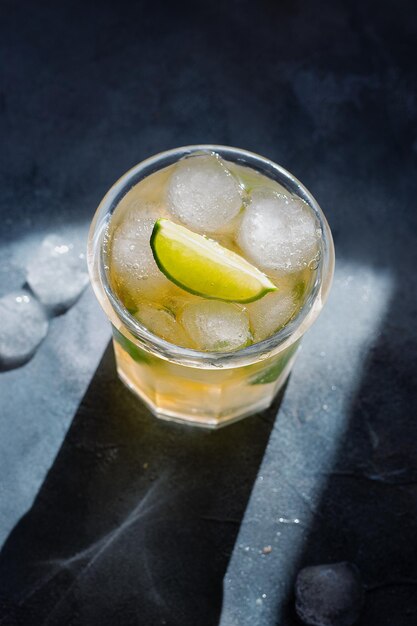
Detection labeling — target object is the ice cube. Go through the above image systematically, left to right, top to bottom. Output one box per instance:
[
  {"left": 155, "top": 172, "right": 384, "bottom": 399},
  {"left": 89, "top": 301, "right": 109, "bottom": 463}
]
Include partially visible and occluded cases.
[
  {"left": 167, "top": 154, "right": 243, "bottom": 233},
  {"left": 234, "top": 164, "right": 288, "bottom": 195},
  {"left": 237, "top": 188, "right": 320, "bottom": 273},
  {"left": 110, "top": 205, "right": 169, "bottom": 301},
  {"left": 27, "top": 235, "right": 89, "bottom": 313},
  {"left": 247, "top": 286, "right": 298, "bottom": 342},
  {"left": 161, "top": 290, "right": 203, "bottom": 316},
  {"left": 0, "top": 291, "right": 49, "bottom": 370},
  {"left": 180, "top": 300, "right": 250, "bottom": 352},
  {"left": 135, "top": 303, "right": 191, "bottom": 347},
  {"left": 295, "top": 562, "right": 364, "bottom": 626}
]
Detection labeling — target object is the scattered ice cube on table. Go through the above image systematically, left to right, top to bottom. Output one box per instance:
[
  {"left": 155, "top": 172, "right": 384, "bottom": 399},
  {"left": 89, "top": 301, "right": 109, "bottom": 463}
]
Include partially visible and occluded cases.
[
  {"left": 167, "top": 154, "right": 243, "bottom": 233},
  {"left": 237, "top": 188, "right": 320, "bottom": 273},
  {"left": 110, "top": 205, "right": 170, "bottom": 300},
  {"left": 27, "top": 235, "right": 89, "bottom": 313},
  {"left": 247, "top": 287, "right": 298, "bottom": 342},
  {"left": 0, "top": 291, "right": 49, "bottom": 370},
  {"left": 180, "top": 301, "right": 250, "bottom": 352},
  {"left": 134, "top": 303, "right": 191, "bottom": 347},
  {"left": 295, "top": 562, "right": 364, "bottom": 626}
]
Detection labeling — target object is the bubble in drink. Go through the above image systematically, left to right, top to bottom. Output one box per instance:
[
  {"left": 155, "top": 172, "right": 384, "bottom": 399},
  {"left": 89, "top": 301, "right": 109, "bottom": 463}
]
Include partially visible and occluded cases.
[
  {"left": 167, "top": 154, "right": 243, "bottom": 233},
  {"left": 237, "top": 188, "right": 319, "bottom": 273},
  {"left": 27, "top": 234, "right": 89, "bottom": 313},
  {"left": 0, "top": 291, "right": 49, "bottom": 369},
  {"left": 180, "top": 300, "right": 250, "bottom": 352},
  {"left": 135, "top": 303, "right": 191, "bottom": 347}
]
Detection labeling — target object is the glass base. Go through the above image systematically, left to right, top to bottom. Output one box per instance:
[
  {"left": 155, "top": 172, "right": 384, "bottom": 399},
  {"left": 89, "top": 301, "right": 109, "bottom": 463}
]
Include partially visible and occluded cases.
[{"left": 116, "top": 353, "right": 295, "bottom": 429}]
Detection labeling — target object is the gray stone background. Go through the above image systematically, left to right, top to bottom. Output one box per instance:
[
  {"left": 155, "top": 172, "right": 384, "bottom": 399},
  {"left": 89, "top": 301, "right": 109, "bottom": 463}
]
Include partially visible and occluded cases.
[{"left": 1, "top": 1, "right": 416, "bottom": 624}]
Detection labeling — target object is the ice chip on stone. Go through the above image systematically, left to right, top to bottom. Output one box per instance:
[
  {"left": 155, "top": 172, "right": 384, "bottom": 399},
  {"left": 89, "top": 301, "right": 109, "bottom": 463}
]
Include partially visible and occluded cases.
[
  {"left": 167, "top": 154, "right": 243, "bottom": 233},
  {"left": 237, "top": 188, "right": 320, "bottom": 273},
  {"left": 110, "top": 205, "right": 169, "bottom": 300},
  {"left": 27, "top": 235, "right": 89, "bottom": 313},
  {"left": 247, "top": 286, "right": 298, "bottom": 342},
  {"left": 0, "top": 291, "right": 49, "bottom": 370},
  {"left": 180, "top": 300, "right": 250, "bottom": 352},
  {"left": 135, "top": 303, "right": 191, "bottom": 347},
  {"left": 295, "top": 562, "right": 364, "bottom": 626}
]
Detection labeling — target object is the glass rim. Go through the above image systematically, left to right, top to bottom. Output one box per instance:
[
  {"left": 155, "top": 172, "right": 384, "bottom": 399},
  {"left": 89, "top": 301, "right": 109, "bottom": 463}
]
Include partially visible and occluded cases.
[{"left": 88, "top": 144, "right": 335, "bottom": 368}]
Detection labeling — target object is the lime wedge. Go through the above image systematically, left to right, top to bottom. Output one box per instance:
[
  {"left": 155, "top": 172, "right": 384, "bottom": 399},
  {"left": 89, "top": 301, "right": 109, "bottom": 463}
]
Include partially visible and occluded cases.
[{"left": 150, "top": 219, "right": 277, "bottom": 303}]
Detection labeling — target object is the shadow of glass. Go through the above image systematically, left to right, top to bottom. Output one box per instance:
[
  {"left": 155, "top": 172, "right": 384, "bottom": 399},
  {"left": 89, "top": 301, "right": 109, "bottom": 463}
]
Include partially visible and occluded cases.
[{"left": 0, "top": 342, "right": 282, "bottom": 626}]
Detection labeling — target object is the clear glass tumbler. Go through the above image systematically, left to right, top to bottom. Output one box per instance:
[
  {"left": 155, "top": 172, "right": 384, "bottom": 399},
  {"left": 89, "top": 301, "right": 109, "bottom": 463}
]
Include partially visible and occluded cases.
[{"left": 88, "top": 145, "right": 334, "bottom": 428}]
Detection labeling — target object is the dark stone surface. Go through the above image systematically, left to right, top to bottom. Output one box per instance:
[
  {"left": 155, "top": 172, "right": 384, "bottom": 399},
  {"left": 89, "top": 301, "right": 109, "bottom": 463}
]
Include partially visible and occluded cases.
[{"left": 1, "top": 1, "right": 417, "bottom": 625}]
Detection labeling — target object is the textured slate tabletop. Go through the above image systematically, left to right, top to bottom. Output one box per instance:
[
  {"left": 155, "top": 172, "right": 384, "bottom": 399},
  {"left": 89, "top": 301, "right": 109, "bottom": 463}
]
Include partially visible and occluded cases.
[{"left": 1, "top": 1, "right": 416, "bottom": 624}]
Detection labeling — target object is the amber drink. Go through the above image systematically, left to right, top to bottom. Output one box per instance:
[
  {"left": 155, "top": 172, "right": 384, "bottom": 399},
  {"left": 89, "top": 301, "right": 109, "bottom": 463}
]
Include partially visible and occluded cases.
[{"left": 88, "top": 146, "right": 334, "bottom": 428}]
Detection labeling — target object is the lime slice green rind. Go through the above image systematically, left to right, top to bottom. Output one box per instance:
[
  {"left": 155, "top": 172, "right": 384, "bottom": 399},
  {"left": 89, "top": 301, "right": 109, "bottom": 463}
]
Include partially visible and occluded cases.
[{"left": 150, "top": 218, "right": 277, "bottom": 303}]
